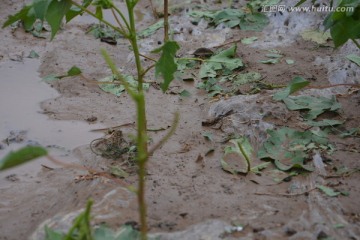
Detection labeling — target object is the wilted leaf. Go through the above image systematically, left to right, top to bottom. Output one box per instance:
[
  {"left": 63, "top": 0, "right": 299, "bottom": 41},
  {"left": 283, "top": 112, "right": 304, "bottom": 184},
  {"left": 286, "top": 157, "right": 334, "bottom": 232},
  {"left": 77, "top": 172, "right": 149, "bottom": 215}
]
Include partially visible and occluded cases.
[
  {"left": 239, "top": 13, "right": 269, "bottom": 31},
  {"left": 138, "top": 19, "right": 164, "bottom": 38},
  {"left": 300, "top": 30, "right": 331, "bottom": 44},
  {"left": 241, "top": 36, "right": 258, "bottom": 45},
  {"left": 152, "top": 41, "right": 180, "bottom": 92},
  {"left": 199, "top": 45, "right": 243, "bottom": 79},
  {"left": 28, "top": 50, "right": 40, "bottom": 58},
  {"left": 346, "top": 54, "right": 360, "bottom": 66},
  {"left": 260, "top": 59, "right": 278, "bottom": 64},
  {"left": 286, "top": 59, "right": 295, "bottom": 65},
  {"left": 67, "top": 65, "right": 82, "bottom": 76},
  {"left": 233, "top": 72, "right": 262, "bottom": 85},
  {"left": 42, "top": 74, "right": 59, "bottom": 82},
  {"left": 98, "top": 74, "right": 149, "bottom": 96},
  {"left": 273, "top": 76, "right": 309, "bottom": 101},
  {"left": 179, "top": 89, "right": 191, "bottom": 98},
  {"left": 283, "top": 95, "right": 341, "bottom": 120},
  {"left": 305, "top": 119, "right": 343, "bottom": 127},
  {"left": 258, "top": 128, "right": 331, "bottom": 171},
  {"left": 340, "top": 128, "right": 359, "bottom": 138},
  {"left": 202, "top": 132, "right": 213, "bottom": 141},
  {"left": 221, "top": 137, "right": 253, "bottom": 174},
  {"left": 0, "top": 146, "right": 48, "bottom": 171},
  {"left": 250, "top": 162, "right": 271, "bottom": 174},
  {"left": 110, "top": 166, "right": 129, "bottom": 178},
  {"left": 317, "top": 185, "right": 340, "bottom": 197},
  {"left": 94, "top": 225, "right": 140, "bottom": 240}
]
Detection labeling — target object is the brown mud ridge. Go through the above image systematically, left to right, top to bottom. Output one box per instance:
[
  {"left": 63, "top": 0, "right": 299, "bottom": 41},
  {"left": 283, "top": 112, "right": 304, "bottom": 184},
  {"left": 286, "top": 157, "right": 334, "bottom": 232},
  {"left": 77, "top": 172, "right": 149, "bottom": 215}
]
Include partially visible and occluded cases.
[{"left": 1, "top": 0, "right": 360, "bottom": 239}]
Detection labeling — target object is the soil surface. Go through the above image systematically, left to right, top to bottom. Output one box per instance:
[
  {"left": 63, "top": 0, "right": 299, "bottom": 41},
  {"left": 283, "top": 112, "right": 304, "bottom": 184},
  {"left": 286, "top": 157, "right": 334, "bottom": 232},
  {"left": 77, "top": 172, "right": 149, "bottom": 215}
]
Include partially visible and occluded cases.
[{"left": 0, "top": 0, "right": 360, "bottom": 240}]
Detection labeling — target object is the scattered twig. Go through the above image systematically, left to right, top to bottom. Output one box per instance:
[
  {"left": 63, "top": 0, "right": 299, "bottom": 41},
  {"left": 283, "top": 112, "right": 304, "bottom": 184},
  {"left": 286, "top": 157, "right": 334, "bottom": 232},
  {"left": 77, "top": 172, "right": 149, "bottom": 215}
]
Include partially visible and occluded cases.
[
  {"left": 213, "top": 38, "right": 242, "bottom": 49},
  {"left": 90, "top": 122, "right": 135, "bottom": 132},
  {"left": 255, "top": 187, "right": 317, "bottom": 197}
]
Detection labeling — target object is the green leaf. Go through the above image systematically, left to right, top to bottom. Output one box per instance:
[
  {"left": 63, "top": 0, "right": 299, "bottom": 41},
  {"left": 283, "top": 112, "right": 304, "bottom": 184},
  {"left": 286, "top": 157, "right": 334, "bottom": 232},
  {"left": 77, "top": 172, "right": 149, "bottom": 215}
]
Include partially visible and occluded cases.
[
  {"left": 33, "top": 0, "right": 50, "bottom": 21},
  {"left": 45, "top": 0, "right": 72, "bottom": 39},
  {"left": 93, "top": 0, "right": 113, "bottom": 9},
  {"left": 323, "top": 1, "right": 360, "bottom": 48},
  {"left": 2, "top": 5, "right": 32, "bottom": 28},
  {"left": 66, "top": 6, "right": 82, "bottom": 22},
  {"left": 239, "top": 13, "right": 269, "bottom": 31},
  {"left": 137, "top": 19, "right": 164, "bottom": 38},
  {"left": 241, "top": 36, "right": 258, "bottom": 45},
  {"left": 152, "top": 41, "right": 180, "bottom": 92},
  {"left": 199, "top": 45, "right": 243, "bottom": 79},
  {"left": 28, "top": 50, "right": 40, "bottom": 58},
  {"left": 346, "top": 54, "right": 360, "bottom": 66},
  {"left": 67, "top": 65, "right": 82, "bottom": 76},
  {"left": 273, "top": 76, "right": 309, "bottom": 101},
  {"left": 283, "top": 95, "right": 341, "bottom": 120},
  {"left": 257, "top": 128, "right": 331, "bottom": 171},
  {"left": 221, "top": 137, "right": 253, "bottom": 174},
  {"left": 0, "top": 146, "right": 48, "bottom": 171},
  {"left": 317, "top": 185, "right": 340, "bottom": 197}
]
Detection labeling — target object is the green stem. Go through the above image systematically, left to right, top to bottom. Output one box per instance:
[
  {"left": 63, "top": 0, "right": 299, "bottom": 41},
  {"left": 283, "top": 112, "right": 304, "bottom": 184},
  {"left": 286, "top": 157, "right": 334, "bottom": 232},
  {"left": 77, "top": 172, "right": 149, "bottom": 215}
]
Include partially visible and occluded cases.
[
  {"left": 164, "top": 0, "right": 169, "bottom": 42},
  {"left": 71, "top": 1, "right": 128, "bottom": 37},
  {"left": 126, "top": 1, "right": 148, "bottom": 239},
  {"left": 112, "top": 4, "right": 132, "bottom": 31}
]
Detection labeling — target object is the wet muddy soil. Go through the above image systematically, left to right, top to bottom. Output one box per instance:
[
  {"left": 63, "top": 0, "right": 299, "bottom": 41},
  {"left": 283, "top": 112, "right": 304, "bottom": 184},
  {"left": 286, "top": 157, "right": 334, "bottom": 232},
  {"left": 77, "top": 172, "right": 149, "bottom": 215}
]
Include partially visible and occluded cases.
[{"left": 0, "top": 0, "right": 360, "bottom": 239}]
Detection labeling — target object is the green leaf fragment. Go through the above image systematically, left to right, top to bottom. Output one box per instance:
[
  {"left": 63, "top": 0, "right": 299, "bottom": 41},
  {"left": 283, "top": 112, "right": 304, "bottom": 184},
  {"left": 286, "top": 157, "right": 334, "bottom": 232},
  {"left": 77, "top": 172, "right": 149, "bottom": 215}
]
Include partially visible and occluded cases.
[
  {"left": 138, "top": 19, "right": 164, "bottom": 38},
  {"left": 241, "top": 36, "right": 258, "bottom": 45},
  {"left": 153, "top": 41, "right": 180, "bottom": 92},
  {"left": 28, "top": 50, "right": 40, "bottom": 58},
  {"left": 346, "top": 54, "right": 360, "bottom": 66},
  {"left": 260, "top": 59, "right": 278, "bottom": 64},
  {"left": 286, "top": 59, "right": 295, "bottom": 65},
  {"left": 67, "top": 65, "right": 82, "bottom": 76},
  {"left": 273, "top": 76, "right": 309, "bottom": 101},
  {"left": 179, "top": 89, "right": 191, "bottom": 97},
  {"left": 340, "top": 128, "right": 359, "bottom": 138},
  {"left": 202, "top": 132, "right": 213, "bottom": 141},
  {"left": 0, "top": 146, "right": 48, "bottom": 171},
  {"left": 317, "top": 185, "right": 340, "bottom": 197}
]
